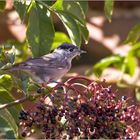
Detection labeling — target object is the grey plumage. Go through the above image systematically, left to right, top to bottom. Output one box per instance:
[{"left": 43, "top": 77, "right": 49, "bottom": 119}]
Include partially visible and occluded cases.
[{"left": 4, "top": 43, "right": 86, "bottom": 84}]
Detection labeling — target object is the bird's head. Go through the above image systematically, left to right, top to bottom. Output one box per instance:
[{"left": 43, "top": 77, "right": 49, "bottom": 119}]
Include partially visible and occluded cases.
[{"left": 54, "top": 43, "right": 86, "bottom": 60}]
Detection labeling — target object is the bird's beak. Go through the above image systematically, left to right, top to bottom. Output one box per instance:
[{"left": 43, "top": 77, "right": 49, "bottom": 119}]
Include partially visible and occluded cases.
[{"left": 79, "top": 49, "right": 87, "bottom": 54}]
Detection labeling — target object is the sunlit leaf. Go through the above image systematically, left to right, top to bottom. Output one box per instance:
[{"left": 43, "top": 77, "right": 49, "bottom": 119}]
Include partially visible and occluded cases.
[
  {"left": 51, "top": 0, "right": 63, "bottom": 10},
  {"left": 52, "top": 0, "right": 88, "bottom": 45},
  {"left": 104, "top": 0, "right": 114, "bottom": 22},
  {"left": 0, "top": 1, "right": 5, "bottom": 11},
  {"left": 14, "top": 1, "right": 27, "bottom": 20},
  {"left": 27, "top": 1, "right": 55, "bottom": 57},
  {"left": 56, "top": 11, "right": 81, "bottom": 47},
  {"left": 124, "top": 24, "right": 140, "bottom": 45},
  {"left": 52, "top": 32, "right": 71, "bottom": 50},
  {"left": 128, "top": 42, "right": 140, "bottom": 56},
  {"left": 124, "top": 54, "right": 136, "bottom": 77},
  {"left": 93, "top": 55, "right": 123, "bottom": 77},
  {"left": 0, "top": 74, "right": 12, "bottom": 90},
  {"left": 0, "top": 109, "right": 19, "bottom": 138}
]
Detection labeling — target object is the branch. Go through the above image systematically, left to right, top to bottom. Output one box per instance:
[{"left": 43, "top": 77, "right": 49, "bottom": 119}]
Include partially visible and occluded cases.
[
  {"left": 0, "top": 90, "right": 51, "bottom": 110},
  {"left": 0, "top": 96, "right": 27, "bottom": 110}
]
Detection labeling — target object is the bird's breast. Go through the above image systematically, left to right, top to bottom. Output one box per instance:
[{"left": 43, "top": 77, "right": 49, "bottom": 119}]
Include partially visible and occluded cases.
[{"left": 49, "top": 67, "right": 69, "bottom": 81}]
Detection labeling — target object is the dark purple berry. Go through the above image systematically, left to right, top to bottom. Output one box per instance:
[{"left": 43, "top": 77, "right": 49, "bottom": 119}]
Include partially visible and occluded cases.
[
  {"left": 18, "top": 77, "right": 140, "bottom": 139},
  {"left": 37, "top": 88, "right": 44, "bottom": 93},
  {"left": 121, "top": 96, "right": 127, "bottom": 101},
  {"left": 36, "top": 104, "right": 45, "bottom": 111},
  {"left": 124, "top": 108, "right": 127, "bottom": 112},
  {"left": 20, "top": 110, "right": 28, "bottom": 116},
  {"left": 21, "top": 132, "right": 26, "bottom": 137}
]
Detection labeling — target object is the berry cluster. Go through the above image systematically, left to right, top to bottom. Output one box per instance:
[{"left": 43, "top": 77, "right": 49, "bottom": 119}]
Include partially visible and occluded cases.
[{"left": 19, "top": 76, "right": 140, "bottom": 139}]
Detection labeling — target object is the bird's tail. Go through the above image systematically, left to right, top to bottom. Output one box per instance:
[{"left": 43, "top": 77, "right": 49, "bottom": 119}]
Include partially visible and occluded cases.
[
  {"left": 1, "top": 63, "right": 22, "bottom": 72},
  {"left": 0, "top": 67, "right": 19, "bottom": 76},
  {"left": 2, "top": 67, "right": 20, "bottom": 71}
]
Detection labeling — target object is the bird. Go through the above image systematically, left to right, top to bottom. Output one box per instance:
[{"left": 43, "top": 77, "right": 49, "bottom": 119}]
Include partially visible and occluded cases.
[{"left": 4, "top": 43, "right": 86, "bottom": 84}]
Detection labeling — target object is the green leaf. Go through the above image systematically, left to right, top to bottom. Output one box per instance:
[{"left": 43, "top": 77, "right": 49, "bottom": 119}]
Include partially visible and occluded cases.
[
  {"left": 51, "top": 0, "right": 63, "bottom": 10},
  {"left": 52, "top": 0, "right": 85, "bottom": 25},
  {"left": 52, "top": 0, "right": 88, "bottom": 45},
  {"left": 104, "top": 0, "right": 114, "bottom": 22},
  {"left": 0, "top": 1, "right": 5, "bottom": 11},
  {"left": 14, "top": 1, "right": 27, "bottom": 20},
  {"left": 27, "top": 1, "right": 55, "bottom": 57},
  {"left": 42, "top": 1, "right": 55, "bottom": 7},
  {"left": 63, "top": 1, "right": 85, "bottom": 25},
  {"left": 77, "top": 1, "right": 88, "bottom": 15},
  {"left": 56, "top": 11, "right": 81, "bottom": 47},
  {"left": 79, "top": 24, "right": 89, "bottom": 44},
  {"left": 124, "top": 24, "right": 140, "bottom": 45},
  {"left": 52, "top": 32, "right": 71, "bottom": 50},
  {"left": 128, "top": 42, "right": 140, "bottom": 56},
  {"left": 0, "top": 47, "right": 15, "bottom": 68},
  {"left": 6, "top": 53, "right": 15, "bottom": 64},
  {"left": 123, "top": 54, "right": 136, "bottom": 77},
  {"left": 93, "top": 55, "right": 123, "bottom": 77},
  {"left": 20, "top": 73, "right": 29, "bottom": 93},
  {"left": 0, "top": 74, "right": 12, "bottom": 90},
  {"left": 28, "top": 83, "right": 39, "bottom": 92},
  {"left": 0, "top": 88, "right": 22, "bottom": 120},
  {"left": 0, "top": 88, "right": 14, "bottom": 104},
  {"left": 136, "top": 91, "right": 140, "bottom": 102},
  {"left": 0, "top": 109, "right": 19, "bottom": 138},
  {"left": 0, "top": 117, "right": 15, "bottom": 139}
]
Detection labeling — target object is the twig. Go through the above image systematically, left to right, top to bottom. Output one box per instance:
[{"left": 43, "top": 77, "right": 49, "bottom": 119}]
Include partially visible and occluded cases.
[
  {"left": 0, "top": 90, "right": 50, "bottom": 110},
  {"left": 0, "top": 96, "right": 27, "bottom": 110}
]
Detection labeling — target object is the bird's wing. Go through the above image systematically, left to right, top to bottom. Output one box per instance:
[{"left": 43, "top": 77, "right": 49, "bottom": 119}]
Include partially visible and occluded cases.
[{"left": 4, "top": 54, "right": 66, "bottom": 71}]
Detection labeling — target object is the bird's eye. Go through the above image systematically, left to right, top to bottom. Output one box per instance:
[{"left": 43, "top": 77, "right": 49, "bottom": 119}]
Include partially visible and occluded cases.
[{"left": 69, "top": 48, "right": 74, "bottom": 52}]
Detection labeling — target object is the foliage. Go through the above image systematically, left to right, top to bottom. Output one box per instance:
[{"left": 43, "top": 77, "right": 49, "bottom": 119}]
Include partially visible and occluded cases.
[
  {"left": 14, "top": 0, "right": 89, "bottom": 57},
  {"left": 104, "top": 0, "right": 114, "bottom": 22},
  {"left": 0, "top": 1, "right": 5, "bottom": 11},
  {"left": 124, "top": 24, "right": 140, "bottom": 45},
  {"left": 91, "top": 33, "right": 140, "bottom": 80},
  {"left": 89, "top": 55, "right": 124, "bottom": 77}
]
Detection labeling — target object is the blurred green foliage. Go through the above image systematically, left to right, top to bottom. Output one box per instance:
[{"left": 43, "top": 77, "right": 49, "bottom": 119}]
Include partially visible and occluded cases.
[
  {"left": 104, "top": 0, "right": 114, "bottom": 22},
  {"left": 0, "top": 1, "right": 5, "bottom": 11},
  {"left": 125, "top": 24, "right": 140, "bottom": 45},
  {"left": 92, "top": 43, "right": 140, "bottom": 78}
]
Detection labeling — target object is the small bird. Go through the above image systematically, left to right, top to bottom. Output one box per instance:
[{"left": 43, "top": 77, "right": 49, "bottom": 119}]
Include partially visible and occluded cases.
[{"left": 4, "top": 43, "right": 86, "bottom": 84}]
